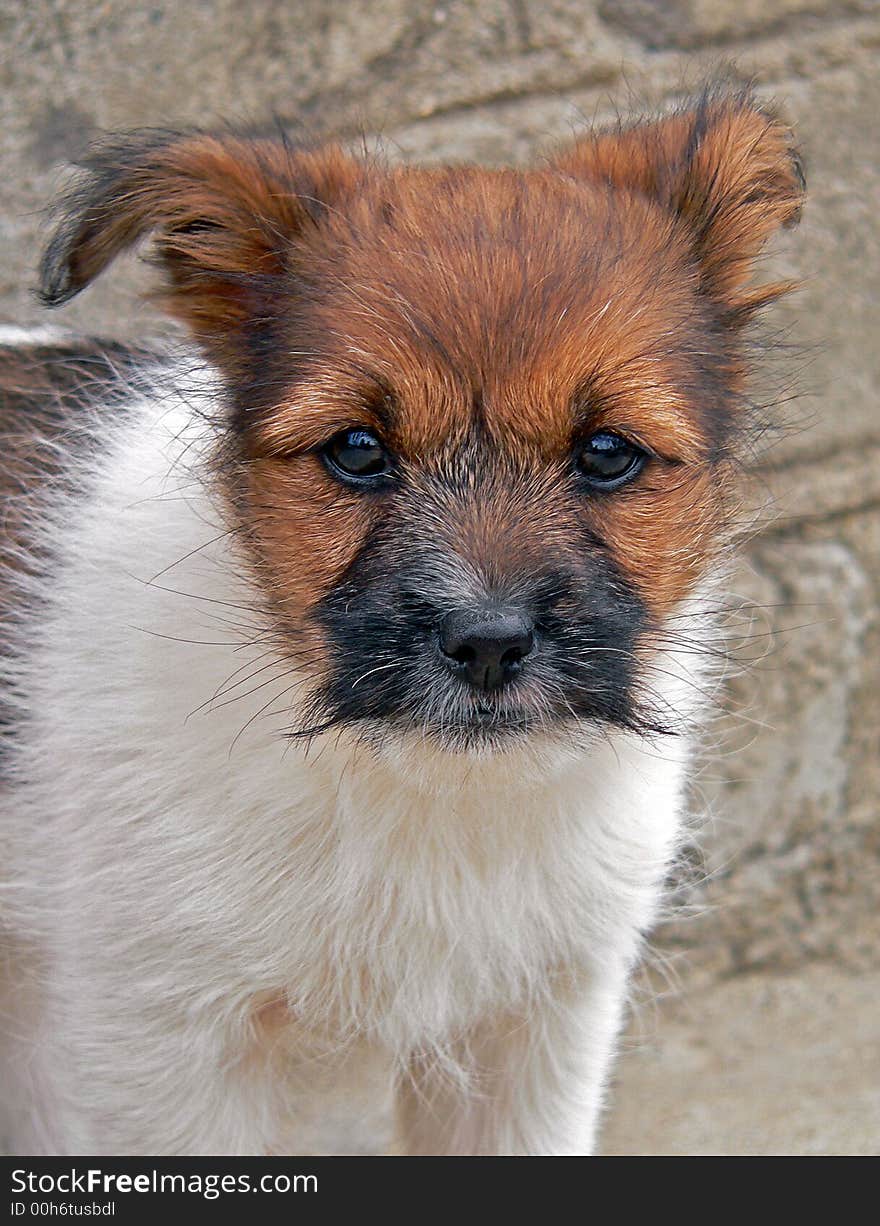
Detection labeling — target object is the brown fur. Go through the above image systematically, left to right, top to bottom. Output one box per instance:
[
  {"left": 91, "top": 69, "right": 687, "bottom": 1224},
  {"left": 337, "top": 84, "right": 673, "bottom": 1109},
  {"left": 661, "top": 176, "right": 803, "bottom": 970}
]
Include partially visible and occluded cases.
[{"left": 37, "top": 89, "right": 804, "bottom": 629}]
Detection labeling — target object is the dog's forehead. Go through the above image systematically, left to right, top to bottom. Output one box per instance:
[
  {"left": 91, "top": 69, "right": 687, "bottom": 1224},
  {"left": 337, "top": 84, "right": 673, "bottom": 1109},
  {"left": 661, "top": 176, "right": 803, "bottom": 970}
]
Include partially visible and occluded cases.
[
  {"left": 316, "top": 164, "right": 690, "bottom": 360},
  {"left": 281, "top": 166, "right": 713, "bottom": 459}
]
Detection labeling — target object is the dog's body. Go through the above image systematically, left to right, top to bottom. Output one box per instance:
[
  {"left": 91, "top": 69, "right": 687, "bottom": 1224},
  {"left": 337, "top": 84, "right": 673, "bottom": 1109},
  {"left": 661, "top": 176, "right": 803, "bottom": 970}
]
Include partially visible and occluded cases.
[{"left": 0, "top": 90, "right": 803, "bottom": 1154}]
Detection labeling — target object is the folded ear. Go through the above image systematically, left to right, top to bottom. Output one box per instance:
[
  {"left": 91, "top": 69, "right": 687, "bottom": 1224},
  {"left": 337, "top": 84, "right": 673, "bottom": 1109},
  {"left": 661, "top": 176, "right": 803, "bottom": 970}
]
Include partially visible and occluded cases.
[
  {"left": 553, "top": 89, "right": 805, "bottom": 320},
  {"left": 38, "top": 130, "right": 360, "bottom": 367}
]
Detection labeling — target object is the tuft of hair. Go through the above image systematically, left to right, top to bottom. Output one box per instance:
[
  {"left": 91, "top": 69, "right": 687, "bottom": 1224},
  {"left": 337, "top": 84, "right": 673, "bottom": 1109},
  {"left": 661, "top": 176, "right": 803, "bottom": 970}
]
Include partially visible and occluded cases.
[
  {"left": 553, "top": 83, "right": 804, "bottom": 323},
  {"left": 38, "top": 128, "right": 364, "bottom": 376}
]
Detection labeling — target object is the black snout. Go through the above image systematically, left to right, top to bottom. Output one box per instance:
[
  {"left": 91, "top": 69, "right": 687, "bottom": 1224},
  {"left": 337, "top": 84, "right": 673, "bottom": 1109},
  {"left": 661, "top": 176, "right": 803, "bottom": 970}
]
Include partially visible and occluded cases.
[{"left": 439, "top": 609, "right": 535, "bottom": 691}]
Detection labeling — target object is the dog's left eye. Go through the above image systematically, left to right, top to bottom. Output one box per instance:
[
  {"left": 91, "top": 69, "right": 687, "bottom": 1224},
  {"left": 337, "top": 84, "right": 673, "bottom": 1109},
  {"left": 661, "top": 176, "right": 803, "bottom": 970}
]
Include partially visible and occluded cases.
[
  {"left": 322, "top": 429, "right": 393, "bottom": 482},
  {"left": 576, "top": 432, "right": 645, "bottom": 489}
]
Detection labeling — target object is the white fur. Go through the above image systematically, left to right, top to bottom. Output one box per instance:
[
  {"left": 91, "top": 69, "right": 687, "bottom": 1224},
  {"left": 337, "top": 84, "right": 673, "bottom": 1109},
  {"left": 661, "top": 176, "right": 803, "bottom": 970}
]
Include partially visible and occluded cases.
[
  {"left": 0, "top": 325, "right": 65, "bottom": 346},
  {"left": 0, "top": 349, "right": 708, "bottom": 1155}
]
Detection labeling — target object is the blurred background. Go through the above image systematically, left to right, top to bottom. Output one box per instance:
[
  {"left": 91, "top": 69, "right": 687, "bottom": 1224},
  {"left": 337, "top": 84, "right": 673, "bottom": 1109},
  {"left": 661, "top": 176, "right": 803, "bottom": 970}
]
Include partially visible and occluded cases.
[{"left": 1, "top": 1, "right": 877, "bottom": 1154}]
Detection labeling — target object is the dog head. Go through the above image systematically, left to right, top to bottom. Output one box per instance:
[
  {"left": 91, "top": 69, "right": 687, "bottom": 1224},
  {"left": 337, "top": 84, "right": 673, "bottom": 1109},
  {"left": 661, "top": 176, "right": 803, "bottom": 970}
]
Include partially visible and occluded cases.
[{"left": 40, "top": 89, "right": 803, "bottom": 754}]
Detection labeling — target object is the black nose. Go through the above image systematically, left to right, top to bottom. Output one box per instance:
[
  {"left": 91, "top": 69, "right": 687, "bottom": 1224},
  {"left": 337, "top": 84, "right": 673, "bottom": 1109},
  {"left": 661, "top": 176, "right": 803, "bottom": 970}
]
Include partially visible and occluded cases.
[{"left": 439, "top": 609, "right": 535, "bottom": 691}]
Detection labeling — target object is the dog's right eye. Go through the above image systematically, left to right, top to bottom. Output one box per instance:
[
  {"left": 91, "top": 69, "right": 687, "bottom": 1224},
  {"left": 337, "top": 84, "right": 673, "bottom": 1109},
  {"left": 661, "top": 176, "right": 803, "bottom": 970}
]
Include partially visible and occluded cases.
[{"left": 321, "top": 429, "right": 393, "bottom": 484}]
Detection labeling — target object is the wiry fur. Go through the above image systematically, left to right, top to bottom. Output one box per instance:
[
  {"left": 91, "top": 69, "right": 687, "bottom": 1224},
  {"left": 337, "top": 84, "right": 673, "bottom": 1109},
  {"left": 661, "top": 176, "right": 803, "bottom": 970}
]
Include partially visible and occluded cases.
[{"left": 0, "top": 86, "right": 802, "bottom": 1154}]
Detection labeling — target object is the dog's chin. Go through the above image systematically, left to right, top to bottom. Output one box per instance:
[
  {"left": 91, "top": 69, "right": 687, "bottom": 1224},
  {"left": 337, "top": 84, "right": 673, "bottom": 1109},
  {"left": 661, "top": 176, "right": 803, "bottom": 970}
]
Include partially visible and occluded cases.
[
  {"left": 392, "top": 690, "right": 559, "bottom": 752},
  {"left": 320, "top": 697, "right": 607, "bottom": 791},
  {"left": 419, "top": 709, "right": 539, "bottom": 753}
]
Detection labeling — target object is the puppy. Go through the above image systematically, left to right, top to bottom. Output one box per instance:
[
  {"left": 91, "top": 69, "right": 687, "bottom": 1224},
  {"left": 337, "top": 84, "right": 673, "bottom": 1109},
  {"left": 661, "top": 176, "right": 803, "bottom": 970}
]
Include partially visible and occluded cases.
[{"left": 0, "top": 88, "right": 803, "bottom": 1155}]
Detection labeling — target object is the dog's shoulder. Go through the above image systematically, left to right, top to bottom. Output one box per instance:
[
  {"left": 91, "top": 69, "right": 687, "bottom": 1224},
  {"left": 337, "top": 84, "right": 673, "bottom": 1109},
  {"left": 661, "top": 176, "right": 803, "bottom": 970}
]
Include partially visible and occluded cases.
[
  {"left": 0, "top": 326, "right": 156, "bottom": 431},
  {"left": 0, "top": 327, "right": 165, "bottom": 623}
]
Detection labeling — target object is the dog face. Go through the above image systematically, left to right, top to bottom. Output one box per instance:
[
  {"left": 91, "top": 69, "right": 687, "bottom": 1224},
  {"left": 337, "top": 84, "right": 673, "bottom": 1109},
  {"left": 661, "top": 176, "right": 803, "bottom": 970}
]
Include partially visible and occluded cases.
[
  {"left": 40, "top": 90, "right": 803, "bottom": 752},
  {"left": 238, "top": 171, "right": 730, "bottom": 749}
]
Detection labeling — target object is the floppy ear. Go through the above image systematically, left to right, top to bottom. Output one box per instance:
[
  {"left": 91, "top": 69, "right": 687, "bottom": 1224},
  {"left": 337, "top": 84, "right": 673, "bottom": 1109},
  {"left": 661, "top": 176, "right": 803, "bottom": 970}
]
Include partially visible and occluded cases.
[
  {"left": 554, "top": 89, "right": 805, "bottom": 321},
  {"left": 38, "top": 131, "right": 360, "bottom": 368}
]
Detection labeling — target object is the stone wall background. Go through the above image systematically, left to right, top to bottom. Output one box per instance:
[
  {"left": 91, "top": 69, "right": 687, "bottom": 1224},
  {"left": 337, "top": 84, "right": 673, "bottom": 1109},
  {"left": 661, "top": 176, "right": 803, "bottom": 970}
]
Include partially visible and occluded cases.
[{"left": 1, "top": 1, "right": 877, "bottom": 1152}]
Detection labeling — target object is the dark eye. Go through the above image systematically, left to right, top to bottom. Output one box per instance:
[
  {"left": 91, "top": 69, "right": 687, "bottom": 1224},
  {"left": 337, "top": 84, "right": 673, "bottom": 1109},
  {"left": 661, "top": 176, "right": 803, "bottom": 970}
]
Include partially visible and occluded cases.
[
  {"left": 322, "top": 428, "right": 393, "bottom": 483},
  {"left": 576, "top": 432, "right": 645, "bottom": 489}
]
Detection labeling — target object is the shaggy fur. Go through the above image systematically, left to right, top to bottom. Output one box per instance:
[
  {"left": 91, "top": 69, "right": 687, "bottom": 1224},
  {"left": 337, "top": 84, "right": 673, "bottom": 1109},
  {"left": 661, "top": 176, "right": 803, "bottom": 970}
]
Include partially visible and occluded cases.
[{"left": 0, "top": 87, "right": 803, "bottom": 1154}]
